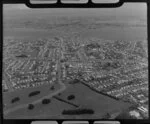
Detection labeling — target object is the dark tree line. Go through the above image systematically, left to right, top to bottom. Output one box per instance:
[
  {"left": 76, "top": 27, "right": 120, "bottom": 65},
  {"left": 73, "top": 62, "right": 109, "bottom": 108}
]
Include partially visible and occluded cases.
[
  {"left": 28, "top": 91, "right": 41, "bottom": 97},
  {"left": 11, "top": 97, "right": 20, "bottom": 103},
  {"left": 62, "top": 108, "right": 94, "bottom": 115}
]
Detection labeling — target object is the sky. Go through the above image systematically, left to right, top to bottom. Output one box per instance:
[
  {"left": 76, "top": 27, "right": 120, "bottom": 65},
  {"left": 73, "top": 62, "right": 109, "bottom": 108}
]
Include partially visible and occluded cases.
[{"left": 3, "top": 3, "right": 147, "bottom": 18}]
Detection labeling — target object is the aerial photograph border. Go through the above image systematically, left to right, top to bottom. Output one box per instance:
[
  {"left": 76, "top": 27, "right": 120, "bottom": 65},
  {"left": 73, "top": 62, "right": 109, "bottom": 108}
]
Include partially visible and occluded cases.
[{"left": 1, "top": 0, "right": 150, "bottom": 124}]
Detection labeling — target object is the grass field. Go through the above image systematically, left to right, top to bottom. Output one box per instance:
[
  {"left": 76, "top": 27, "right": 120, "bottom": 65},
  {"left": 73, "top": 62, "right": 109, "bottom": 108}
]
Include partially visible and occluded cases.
[
  {"left": 3, "top": 82, "right": 62, "bottom": 111},
  {"left": 4, "top": 83, "right": 131, "bottom": 119}
]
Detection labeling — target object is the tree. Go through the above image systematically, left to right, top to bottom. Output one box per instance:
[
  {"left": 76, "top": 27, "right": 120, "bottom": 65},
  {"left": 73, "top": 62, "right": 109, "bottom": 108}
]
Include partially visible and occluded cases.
[
  {"left": 50, "top": 86, "right": 55, "bottom": 90},
  {"left": 67, "top": 95, "right": 75, "bottom": 100},
  {"left": 11, "top": 97, "right": 20, "bottom": 104},
  {"left": 42, "top": 99, "right": 51, "bottom": 104},
  {"left": 28, "top": 104, "right": 34, "bottom": 110},
  {"left": 102, "top": 113, "right": 111, "bottom": 119}
]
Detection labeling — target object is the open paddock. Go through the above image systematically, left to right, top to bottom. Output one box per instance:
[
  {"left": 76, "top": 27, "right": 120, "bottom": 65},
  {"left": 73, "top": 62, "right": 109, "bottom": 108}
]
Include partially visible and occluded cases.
[
  {"left": 3, "top": 82, "right": 62, "bottom": 111},
  {"left": 4, "top": 83, "right": 131, "bottom": 119}
]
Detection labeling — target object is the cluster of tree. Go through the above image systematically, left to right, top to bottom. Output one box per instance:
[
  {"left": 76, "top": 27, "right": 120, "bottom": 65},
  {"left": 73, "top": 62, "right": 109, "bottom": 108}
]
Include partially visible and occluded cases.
[
  {"left": 85, "top": 43, "right": 100, "bottom": 50},
  {"left": 16, "top": 54, "right": 28, "bottom": 58},
  {"left": 102, "top": 61, "right": 121, "bottom": 71},
  {"left": 69, "top": 79, "right": 80, "bottom": 84},
  {"left": 50, "top": 86, "right": 55, "bottom": 90},
  {"left": 28, "top": 91, "right": 41, "bottom": 97},
  {"left": 67, "top": 95, "right": 75, "bottom": 100},
  {"left": 11, "top": 97, "right": 20, "bottom": 103},
  {"left": 42, "top": 99, "right": 51, "bottom": 104},
  {"left": 28, "top": 104, "right": 34, "bottom": 110},
  {"left": 62, "top": 108, "right": 94, "bottom": 115},
  {"left": 115, "top": 111, "right": 136, "bottom": 119},
  {"left": 101, "top": 113, "right": 111, "bottom": 119}
]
